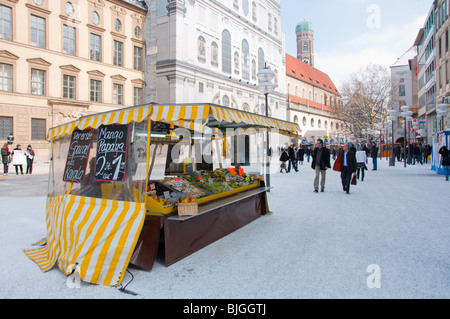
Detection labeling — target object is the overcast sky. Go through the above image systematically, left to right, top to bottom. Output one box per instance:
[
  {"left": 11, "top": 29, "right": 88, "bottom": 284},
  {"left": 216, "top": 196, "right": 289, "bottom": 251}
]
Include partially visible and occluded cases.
[{"left": 281, "top": 0, "right": 434, "bottom": 89}]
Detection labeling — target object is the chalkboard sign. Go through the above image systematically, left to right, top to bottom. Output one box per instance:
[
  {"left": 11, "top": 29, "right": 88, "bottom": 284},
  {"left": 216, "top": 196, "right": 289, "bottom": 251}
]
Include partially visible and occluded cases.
[
  {"left": 94, "top": 124, "right": 129, "bottom": 182},
  {"left": 63, "top": 129, "right": 94, "bottom": 183}
]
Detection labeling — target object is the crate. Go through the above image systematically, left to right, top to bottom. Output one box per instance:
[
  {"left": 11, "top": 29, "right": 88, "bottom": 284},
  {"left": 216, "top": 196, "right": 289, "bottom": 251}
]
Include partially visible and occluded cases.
[{"left": 177, "top": 202, "right": 199, "bottom": 216}]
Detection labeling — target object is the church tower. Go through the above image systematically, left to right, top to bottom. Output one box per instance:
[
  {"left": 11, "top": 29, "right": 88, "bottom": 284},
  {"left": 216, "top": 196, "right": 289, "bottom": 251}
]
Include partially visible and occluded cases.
[{"left": 296, "top": 20, "right": 314, "bottom": 66}]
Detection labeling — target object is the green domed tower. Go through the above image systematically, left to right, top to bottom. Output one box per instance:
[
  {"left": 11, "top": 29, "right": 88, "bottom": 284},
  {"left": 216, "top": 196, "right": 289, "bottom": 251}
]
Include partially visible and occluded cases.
[{"left": 296, "top": 19, "right": 314, "bottom": 66}]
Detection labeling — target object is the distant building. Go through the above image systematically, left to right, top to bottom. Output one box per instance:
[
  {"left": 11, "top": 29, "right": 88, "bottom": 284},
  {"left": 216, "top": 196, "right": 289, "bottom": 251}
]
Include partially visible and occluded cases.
[
  {"left": 0, "top": 0, "right": 146, "bottom": 160},
  {"left": 435, "top": 0, "right": 450, "bottom": 131},
  {"left": 296, "top": 19, "right": 314, "bottom": 67},
  {"left": 286, "top": 53, "right": 345, "bottom": 145}
]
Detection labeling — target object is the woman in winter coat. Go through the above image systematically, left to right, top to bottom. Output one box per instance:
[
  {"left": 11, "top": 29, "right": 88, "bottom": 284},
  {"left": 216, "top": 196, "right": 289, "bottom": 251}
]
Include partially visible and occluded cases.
[
  {"left": 1, "top": 143, "right": 11, "bottom": 175},
  {"left": 25, "top": 145, "right": 35, "bottom": 174},
  {"left": 355, "top": 146, "right": 367, "bottom": 181},
  {"left": 439, "top": 146, "right": 450, "bottom": 181},
  {"left": 297, "top": 147, "right": 305, "bottom": 165},
  {"left": 279, "top": 148, "right": 289, "bottom": 173}
]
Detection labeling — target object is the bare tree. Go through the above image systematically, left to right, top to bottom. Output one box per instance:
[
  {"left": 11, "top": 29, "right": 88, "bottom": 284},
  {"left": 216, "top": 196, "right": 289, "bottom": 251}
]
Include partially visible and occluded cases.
[{"left": 334, "top": 64, "right": 398, "bottom": 141}]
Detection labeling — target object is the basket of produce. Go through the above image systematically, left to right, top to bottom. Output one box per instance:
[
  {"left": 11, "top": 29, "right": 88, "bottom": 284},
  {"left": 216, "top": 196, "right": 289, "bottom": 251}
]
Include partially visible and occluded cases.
[{"left": 177, "top": 196, "right": 198, "bottom": 216}]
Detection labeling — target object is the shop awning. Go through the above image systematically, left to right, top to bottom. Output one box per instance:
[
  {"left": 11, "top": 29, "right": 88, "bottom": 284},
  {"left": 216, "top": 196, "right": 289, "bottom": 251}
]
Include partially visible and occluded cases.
[{"left": 47, "top": 104, "right": 302, "bottom": 141}]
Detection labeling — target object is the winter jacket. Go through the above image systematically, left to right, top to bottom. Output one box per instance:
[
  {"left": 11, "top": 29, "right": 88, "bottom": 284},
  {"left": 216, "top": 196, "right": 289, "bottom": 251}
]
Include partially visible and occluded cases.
[
  {"left": 370, "top": 145, "right": 379, "bottom": 158},
  {"left": 439, "top": 146, "right": 450, "bottom": 166},
  {"left": 1, "top": 147, "right": 11, "bottom": 164},
  {"left": 311, "top": 147, "right": 331, "bottom": 170},
  {"left": 341, "top": 150, "right": 357, "bottom": 174},
  {"left": 355, "top": 150, "right": 367, "bottom": 163},
  {"left": 279, "top": 151, "right": 289, "bottom": 162}
]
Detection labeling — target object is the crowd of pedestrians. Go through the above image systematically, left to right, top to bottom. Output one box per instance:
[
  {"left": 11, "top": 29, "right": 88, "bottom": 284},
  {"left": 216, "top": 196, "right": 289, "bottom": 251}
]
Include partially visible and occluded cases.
[
  {"left": 278, "top": 138, "right": 450, "bottom": 193},
  {"left": 1, "top": 143, "right": 35, "bottom": 176}
]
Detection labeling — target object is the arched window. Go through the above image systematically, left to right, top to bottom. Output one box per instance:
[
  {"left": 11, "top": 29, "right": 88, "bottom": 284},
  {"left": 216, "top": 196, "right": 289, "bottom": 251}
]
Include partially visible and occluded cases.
[
  {"left": 242, "top": 0, "right": 249, "bottom": 16},
  {"left": 252, "top": 2, "right": 257, "bottom": 22},
  {"left": 268, "top": 13, "right": 272, "bottom": 31},
  {"left": 274, "top": 17, "right": 278, "bottom": 34},
  {"left": 222, "top": 30, "right": 232, "bottom": 74},
  {"left": 197, "top": 36, "right": 206, "bottom": 63},
  {"left": 242, "top": 39, "right": 250, "bottom": 80},
  {"left": 211, "top": 41, "right": 219, "bottom": 67},
  {"left": 258, "top": 48, "right": 265, "bottom": 72},
  {"left": 295, "top": 86, "right": 298, "bottom": 96},
  {"left": 302, "top": 88, "right": 305, "bottom": 98},
  {"left": 222, "top": 95, "right": 230, "bottom": 107},
  {"left": 242, "top": 103, "right": 250, "bottom": 112},
  {"left": 293, "top": 115, "right": 298, "bottom": 124},
  {"left": 303, "top": 117, "right": 307, "bottom": 126},
  {"left": 311, "top": 118, "right": 315, "bottom": 127},
  {"left": 318, "top": 119, "right": 322, "bottom": 128},
  {"left": 325, "top": 120, "right": 328, "bottom": 129}
]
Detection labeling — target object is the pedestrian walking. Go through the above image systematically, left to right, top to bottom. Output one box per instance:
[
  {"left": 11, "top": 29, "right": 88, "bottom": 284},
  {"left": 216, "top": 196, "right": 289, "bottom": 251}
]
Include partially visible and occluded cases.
[
  {"left": 311, "top": 139, "right": 331, "bottom": 193},
  {"left": 370, "top": 142, "right": 378, "bottom": 170},
  {"left": 1, "top": 143, "right": 11, "bottom": 176},
  {"left": 287, "top": 143, "right": 298, "bottom": 172},
  {"left": 11, "top": 144, "right": 26, "bottom": 175},
  {"left": 340, "top": 144, "right": 357, "bottom": 194},
  {"left": 25, "top": 145, "right": 35, "bottom": 174},
  {"left": 439, "top": 145, "right": 450, "bottom": 181},
  {"left": 305, "top": 146, "right": 311, "bottom": 163},
  {"left": 356, "top": 146, "right": 367, "bottom": 181},
  {"left": 297, "top": 147, "right": 305, "bottom": 166},
  {"left": 279, "top": 148, "right": 289, "bottom": 173}
]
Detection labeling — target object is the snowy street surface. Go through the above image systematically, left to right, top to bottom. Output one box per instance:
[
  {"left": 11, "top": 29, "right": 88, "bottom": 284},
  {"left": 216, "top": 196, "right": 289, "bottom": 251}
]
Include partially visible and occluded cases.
[{"left": 0, "top": 159, "right": 449, "bottom": 299}]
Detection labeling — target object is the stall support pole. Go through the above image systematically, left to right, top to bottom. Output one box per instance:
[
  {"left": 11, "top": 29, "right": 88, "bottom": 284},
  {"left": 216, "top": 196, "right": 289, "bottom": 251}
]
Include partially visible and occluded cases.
[{"left": 265, "top": 92, "right": 271, "bottom": 191}]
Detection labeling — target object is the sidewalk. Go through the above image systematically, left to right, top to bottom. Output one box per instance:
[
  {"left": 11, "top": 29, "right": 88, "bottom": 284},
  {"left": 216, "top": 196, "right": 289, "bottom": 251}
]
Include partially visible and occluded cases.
[{"left": 0, "top": 161, "right": 49, "bottom": 179}]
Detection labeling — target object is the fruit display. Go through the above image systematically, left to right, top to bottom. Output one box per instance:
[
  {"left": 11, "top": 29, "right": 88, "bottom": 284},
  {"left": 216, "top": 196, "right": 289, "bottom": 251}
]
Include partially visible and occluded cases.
[
  {"left": 161, "top": 177, "right": 207, "bottom": 198},
  {"left": 147, "top": 193, "right": 173, "bottom": 207},
  {"left": 178, "top": 196, "right": 197, "bottom": 204}
]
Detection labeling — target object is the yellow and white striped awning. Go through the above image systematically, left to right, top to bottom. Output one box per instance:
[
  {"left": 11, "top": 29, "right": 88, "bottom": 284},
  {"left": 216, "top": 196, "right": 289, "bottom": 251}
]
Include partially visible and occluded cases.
[
  {"left": 47, "top": 104, "right": 301, "bottom": 141},
  {"left": 24, "top": 195, "right": 145, "bottom": 286}
]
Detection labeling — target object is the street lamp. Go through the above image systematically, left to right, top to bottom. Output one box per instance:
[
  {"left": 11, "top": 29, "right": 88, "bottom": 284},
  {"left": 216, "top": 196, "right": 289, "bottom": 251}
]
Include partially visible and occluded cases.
[
  {"left": 257, "top": 63, "right": 275, "bottom": 190},
  {"left": 388, "top": 109, "right": 398, "bottom": 166}
]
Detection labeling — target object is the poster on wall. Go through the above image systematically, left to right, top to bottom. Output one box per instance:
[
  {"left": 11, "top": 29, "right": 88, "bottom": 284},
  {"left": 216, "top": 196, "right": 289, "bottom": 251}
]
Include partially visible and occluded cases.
[
  {"left": 94, "top": 124, "right": 129, "bottom": 182},
  {"left": 63, "top": 129, "right": 94, "bottom": 183}
]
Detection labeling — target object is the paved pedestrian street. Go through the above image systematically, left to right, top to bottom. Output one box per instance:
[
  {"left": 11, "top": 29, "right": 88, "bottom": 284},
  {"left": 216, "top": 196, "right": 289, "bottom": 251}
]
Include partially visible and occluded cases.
[{"left": 0, "top": 159, "right": 449, "bottom": 299}]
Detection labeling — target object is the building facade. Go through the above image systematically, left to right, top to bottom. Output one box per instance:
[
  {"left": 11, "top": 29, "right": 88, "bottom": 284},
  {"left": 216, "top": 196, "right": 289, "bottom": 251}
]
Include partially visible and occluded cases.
[
  {"left": 0, "top": 0, "right": 146, "bottom": 160},
  {"left": 146, "top": 0, "right": 286, "bottom": 122},
  {"left": 435, "top": 0, "right": 450, "bottom": 131},
  {"left": 415, "top": 2, "right": 437, "bottom": 144},
  {"left": 286, "top": 53, "right": 345, "bottom": 145}
]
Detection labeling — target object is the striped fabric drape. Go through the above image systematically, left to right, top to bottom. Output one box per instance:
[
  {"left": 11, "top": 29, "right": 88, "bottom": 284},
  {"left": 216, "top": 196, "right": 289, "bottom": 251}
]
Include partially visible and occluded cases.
[{"left": 24, "top": 195, "right": 145, "bottom": 286}]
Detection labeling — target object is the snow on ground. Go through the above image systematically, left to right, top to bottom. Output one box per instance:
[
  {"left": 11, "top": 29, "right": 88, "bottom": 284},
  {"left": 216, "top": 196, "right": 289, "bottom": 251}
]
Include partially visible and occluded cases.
[{"left": 0, "top": 159, "right": 449, "bottom": 299}]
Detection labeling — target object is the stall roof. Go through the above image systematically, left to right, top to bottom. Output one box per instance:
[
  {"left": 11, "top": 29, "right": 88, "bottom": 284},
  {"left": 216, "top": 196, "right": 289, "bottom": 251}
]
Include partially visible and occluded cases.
[{"left": 47, "top": 104, "right": 302, "bottom": 141}]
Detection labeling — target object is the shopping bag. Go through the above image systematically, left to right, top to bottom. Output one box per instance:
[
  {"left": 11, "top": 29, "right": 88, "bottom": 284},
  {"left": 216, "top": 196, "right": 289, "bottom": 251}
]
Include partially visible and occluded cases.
[{"left": 351, "top": 174, "right": 357, "bottom": 185}]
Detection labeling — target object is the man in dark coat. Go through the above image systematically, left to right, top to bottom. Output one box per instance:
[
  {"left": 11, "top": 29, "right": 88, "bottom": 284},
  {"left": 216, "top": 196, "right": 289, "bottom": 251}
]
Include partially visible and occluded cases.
[
  {"left": 311, "top": 139, "right": 331, "bottom": 193},
  {"left": 370, "top": 142, "right": 378, "bottom": 170},
  {"left": 287, "top": 143, "right": 298, "bottom": 172},
  {"left": 341, "top": 143, "right": 357, "bottom": 194}
]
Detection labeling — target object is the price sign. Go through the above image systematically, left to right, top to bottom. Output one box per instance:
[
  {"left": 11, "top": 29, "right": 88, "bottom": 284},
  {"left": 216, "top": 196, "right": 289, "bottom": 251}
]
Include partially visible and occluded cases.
[
  {"left": 94, "top": 124, "right": 129, "bottom": 182},
  {"left": 63, "top": 129, "right": 94, "bottom": 183},
  {"left": 238, "top": 167, "right": 245, "bottom": 175},
  {"left": 228, "top": 168, "right": 237, "bottom": 175},
  {"left": 163, "top": 191, "right": 171, "bottom": 199}
]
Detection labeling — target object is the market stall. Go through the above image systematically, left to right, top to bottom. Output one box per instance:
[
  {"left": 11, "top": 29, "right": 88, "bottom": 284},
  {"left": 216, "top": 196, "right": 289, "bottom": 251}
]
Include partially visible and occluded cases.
[{"left": 23, "top": 103, "right": 301, "bottom": 286}]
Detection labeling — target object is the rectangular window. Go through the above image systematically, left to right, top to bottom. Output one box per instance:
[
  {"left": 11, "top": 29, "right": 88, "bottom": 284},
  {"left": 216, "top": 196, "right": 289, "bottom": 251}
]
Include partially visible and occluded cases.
[
  {"left": 0, "top": 4, "right": 12, "bottom": 41},
  {"left": 30, "top": 15, "right": 46, "bottom": 48},
  {"left": 63, "top": 24, "right": 76, "bottom": 55},
  {"left": 90, "top": 33, "right": 101, "bottom": 61},
  {"left": 113, "top": 40, "right": 123, "bottom": 66},
  {"left": 134, "top": 46, "right": 143, "bottom": 71},
  {"left": 0, "top": 63, "right": 13, "bottom": 92},
  {"left": 31, "top": 69, "right": 46, "bottom": 95},
  {"left": 63, "top": 74, "right": 76, "bottom": 99},
  {"left": 90, "top": 79, "right": 102, "bottom": 103},
  {"left": 113, "top": 83, "right": 123, "bottom": 105},
  {"left": 133, "top": 87, "right": 143, "bottom": 105},
  {"left": 0, "top": 116, "right": 13, "bottom": 140},
  {"left": 31, "top": 118, "right": 46, "bottom": 141}
]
